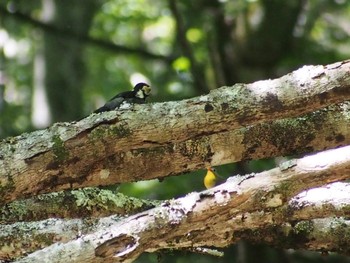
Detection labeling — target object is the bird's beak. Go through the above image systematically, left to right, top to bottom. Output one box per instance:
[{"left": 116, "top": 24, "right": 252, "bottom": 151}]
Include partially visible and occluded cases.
[
  {"left": 142, "top": 86, "right": 152, "bottom": 95},
  {"left": 207, "top": 167, "right": 215, "bottom": 172}
]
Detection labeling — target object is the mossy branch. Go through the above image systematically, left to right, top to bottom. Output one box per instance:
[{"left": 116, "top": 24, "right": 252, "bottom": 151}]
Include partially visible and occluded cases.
[
  {"left": 0, "top": 60, "right": 350, "bottom": 204},
  {"left": 5, "top": 146, "right": 350, "bottom": 262},
  {"left": 0, "top": 188, "right": 159, "bottom": 224}
]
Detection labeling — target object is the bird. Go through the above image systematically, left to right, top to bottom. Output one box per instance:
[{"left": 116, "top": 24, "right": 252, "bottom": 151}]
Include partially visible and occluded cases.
[
  {"left": 94, "top": 82, "right": 151, "bottom": 113},
  {"left": 204, "top": 167, "right": 219, "bottom": 189}
]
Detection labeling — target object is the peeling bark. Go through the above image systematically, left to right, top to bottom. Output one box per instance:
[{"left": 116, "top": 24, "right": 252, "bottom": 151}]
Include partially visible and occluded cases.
[
  {"left": 0, "top": 61, "right": 350, "bottom": 261},
  {"left": 4, "top": 146, "right": 350, "bottom": 262}
]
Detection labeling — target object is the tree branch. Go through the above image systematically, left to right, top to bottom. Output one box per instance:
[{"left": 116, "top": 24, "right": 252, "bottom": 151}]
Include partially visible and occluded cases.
[
  {"left": 0, "top": 5, "right": 173, "bottom": 63},
  {"left": 1, "top": 60, "right": 350, "bottom": 203},
  {"left": 6, "top": 146, "right": 350, "bottom": 262},
  {"left": 0, "top": 188, "right": 158, "bottom": 224},
  {"left": 236, "top": 218, "right": 350, "bottom": 254}
]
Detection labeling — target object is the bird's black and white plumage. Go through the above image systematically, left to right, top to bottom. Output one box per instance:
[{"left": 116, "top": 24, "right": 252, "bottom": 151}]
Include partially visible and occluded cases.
[{"left": 94, "top": 82, "right": 151, "bottom": 113}]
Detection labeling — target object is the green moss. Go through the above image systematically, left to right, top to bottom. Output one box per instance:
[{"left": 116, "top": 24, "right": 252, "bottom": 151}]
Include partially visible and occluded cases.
[
  {"left": 242, "top": 116, "right": 318, "bottom": 159},
  {"left": 268, "top": 118, "right": 315, "bottom": 153},
  {"left": 89, "top": 123, "right": 132, "bottom": 140},
  {"left": 111, "top": 125, "right": 132, "bottom": 138},
  {"left": 89, "top": 126, "right": 106, "bottom": 140},
  {"left": 51, "top": 135, "right": 69, "bottom": 162},
  {"left": 178, "top": 137, "right": 211, "bottom": 161},
  {"left": 131, "top": 145, "right": 174, "bottom": 159},
  {"left": 0, "top": 174, "right": 15, "bottom": 206},
  {"left": 273, "top": 181, "right": 293, "bottom": 196},
  {"left": 71, "top": 188, "right": 159, "bottom": 215},
  {"left": 72, "top": 188, "right": 95, "bottom": 210},
  {"left": 36, "top": 191, "right": 60, "bottom": 201},
  {"left": 0, "top": 201, "right": 27, "bottom": 223},
  {"left": 273, "top": 205, "right": 294, "bottom": 223},
  {"left": 342, "top": 205, "right": 350, "bottom": 215},
  {"left": 330, "top": 220, "right": 350, "bottom": 253},
  {"left": 293, "top": 221, "right": 314, "bottom": 235},
  {"left": 34, "top": 233, "right": 55, "bottom": 246}
]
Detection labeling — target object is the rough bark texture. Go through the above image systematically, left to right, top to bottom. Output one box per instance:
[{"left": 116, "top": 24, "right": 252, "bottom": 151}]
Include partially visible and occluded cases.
[
  {"left": 0, "top": 60, "right": 350, "bottom": 262},
  {"left": 1, "top": 60, "right": 350, "bottom": 204},
  {"left": 6, "top": 146, "right": 350, "bottom": 262},
  {"left": 0, "top": 189, "right": 159, "bottom": 224}
]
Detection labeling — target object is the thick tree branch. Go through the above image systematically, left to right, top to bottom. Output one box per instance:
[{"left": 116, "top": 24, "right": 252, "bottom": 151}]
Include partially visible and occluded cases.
[
  {"left": 0, "top": 60, "right": 350, "bottom": 203},
  {"left": 6, "top": 146, "right": 350, "bottom": 262},
  {"left": 0, "top": 189, "right": 158, "bottom": 224},
  {"left": 236, "top": 218, "right": 350, "bottom": 254}
]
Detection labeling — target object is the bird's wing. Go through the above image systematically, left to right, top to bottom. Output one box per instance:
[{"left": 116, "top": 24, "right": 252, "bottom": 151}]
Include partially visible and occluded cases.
[
  {"left": 93, "top": 90, "right": 143, "bottom": 113},
  {"left": 108, "top": 90, "right": 135, "bottom": 101},
  {"left": 93, "top": 97, "right": 125, "bottom": 113},
  {"left": 104, "top": 97, "right": 125, "bottom": 110},
  {"left": 93, "top": 105, "right": 109, "bottom": 114}
]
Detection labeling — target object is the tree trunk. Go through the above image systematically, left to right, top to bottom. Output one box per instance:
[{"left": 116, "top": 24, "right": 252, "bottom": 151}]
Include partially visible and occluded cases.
[{"left": 44, "top": 0, "right": 99, "bottom": 122}]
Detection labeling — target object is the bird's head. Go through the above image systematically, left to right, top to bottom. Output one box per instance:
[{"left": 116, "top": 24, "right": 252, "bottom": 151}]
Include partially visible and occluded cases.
[
  {"left": 133, "top": 82, "right": 151, "bottom": 99},
  {"left": 207, "top": 167, "right": 216, "bottom": 173},
  {"left": 207, "top": 167, "right": 221, "bottom": 179}
]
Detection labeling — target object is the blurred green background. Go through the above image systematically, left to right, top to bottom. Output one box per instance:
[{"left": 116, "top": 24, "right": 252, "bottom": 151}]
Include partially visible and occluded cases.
[{"left": 1, "top": 0, "right": 350, "bottom": 262}]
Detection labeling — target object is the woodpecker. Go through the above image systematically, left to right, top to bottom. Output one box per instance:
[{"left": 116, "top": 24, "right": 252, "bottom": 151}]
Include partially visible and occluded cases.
[{"left": 94, "top": 82, "right": 151, "bottom": 113}]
